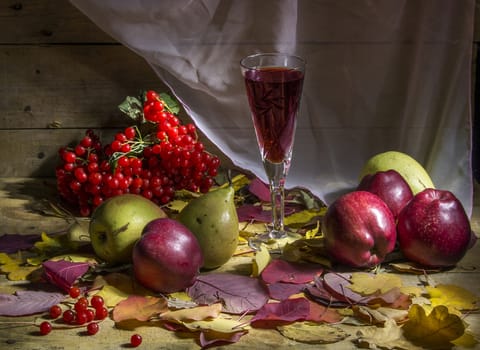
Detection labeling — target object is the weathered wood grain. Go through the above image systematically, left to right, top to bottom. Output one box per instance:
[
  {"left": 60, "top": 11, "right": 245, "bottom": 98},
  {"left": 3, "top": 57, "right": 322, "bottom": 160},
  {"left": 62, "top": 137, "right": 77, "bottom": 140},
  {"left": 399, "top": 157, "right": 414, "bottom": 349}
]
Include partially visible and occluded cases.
[{"left": 0, "top": 0, "right": 114, "bottom": 44}]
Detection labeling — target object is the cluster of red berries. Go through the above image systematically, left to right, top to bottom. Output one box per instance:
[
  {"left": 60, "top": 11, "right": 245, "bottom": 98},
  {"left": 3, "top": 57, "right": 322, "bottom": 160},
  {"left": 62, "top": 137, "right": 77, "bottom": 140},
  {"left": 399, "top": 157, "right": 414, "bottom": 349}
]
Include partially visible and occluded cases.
[
  {"left": 56, "top": 90, "right": 220, "bottom": 216},
  {"left": 38, "top": 287, "right": 142, "bottom": 347}
]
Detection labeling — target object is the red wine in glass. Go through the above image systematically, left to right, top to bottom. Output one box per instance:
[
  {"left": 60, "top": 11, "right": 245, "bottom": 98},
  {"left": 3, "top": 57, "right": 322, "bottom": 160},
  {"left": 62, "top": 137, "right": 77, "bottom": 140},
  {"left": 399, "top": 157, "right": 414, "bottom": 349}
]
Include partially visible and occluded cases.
[{"left": 241, "top": 53, "right": 306, "bottom": 243}]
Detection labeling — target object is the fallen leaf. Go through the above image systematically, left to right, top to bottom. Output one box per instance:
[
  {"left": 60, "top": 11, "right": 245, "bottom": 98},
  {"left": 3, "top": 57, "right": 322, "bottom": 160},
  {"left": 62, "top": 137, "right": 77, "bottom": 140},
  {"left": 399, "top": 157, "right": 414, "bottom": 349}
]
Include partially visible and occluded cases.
[
  {"left": 248, "top": 177, "right": 270, "bottom": 202},
  {"left": 284, "top": 209, "right": 323, "bottom": 228},
  {"left": 0, "top": 233, "right": 39, "bottom": 253},
  {"left": 282, "top": 238, "right": 331, "bottom": 266},
  {"left": 251, "top": 243, "right": 271, "bottom": 277},
  {"left": 0, "top": 252, "right": 40, "bottom": 281},
  {"left": 42, "top": 259, "right": 91, "bottom": 292},
  {"left": 261, "top": 259, "right": 323, "bottom": 284},
  {"left": 389, "top": 262, "right": 442, "bottom": 274},
  {"left": 348, "top": 272, "right": 403, "bottom": 295},
  {"left": 92, "top": 273, "right": 152, "bottom": 307},
  {"left": 187, "top": 273, "right": 269, "bottom": 314},
  {"left": 267, "top": 282, "right": 307, "bottom": 301},
  {"left": 426, "top": 284, "right": 479, "bottom": 312},
  {"left": 0, "top": 290, "right": 65, "bottom": 316},
  {"left": 112, "top": 295, "right": 168, "bottom": 322},
  {"left": 250, "top": 297, "right": 310, "bottom": 328},
  {"left": 306, "top": 299, "right": 344, "bottom": 323},
  {"left": 160, "top": 303, "right": 222, "bottom": 322},
  {"left": 402, "top": 304, "right": 465, "bottom": 348},
  {"left": 352, "top": 305, "right": 409, "bottom": 325},
  {"left": 181, "top": 317, "right": 250, "bottom": 333},
  {"left": 355, "top": 319, "right": 422, "bottom": 350},
  {"left": 277, "top": 322, "right": 350, "bottom": 344},
  {"left": 199, "top": 329, "right": 248, "bottom": 349}
]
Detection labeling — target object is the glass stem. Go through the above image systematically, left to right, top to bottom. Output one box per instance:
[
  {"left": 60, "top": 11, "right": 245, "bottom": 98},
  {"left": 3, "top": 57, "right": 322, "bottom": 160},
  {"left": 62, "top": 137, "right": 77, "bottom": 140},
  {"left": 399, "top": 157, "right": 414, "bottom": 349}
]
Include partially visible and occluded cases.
[{"left": 270, "top": 183, "right": 285, "bottom": 234}]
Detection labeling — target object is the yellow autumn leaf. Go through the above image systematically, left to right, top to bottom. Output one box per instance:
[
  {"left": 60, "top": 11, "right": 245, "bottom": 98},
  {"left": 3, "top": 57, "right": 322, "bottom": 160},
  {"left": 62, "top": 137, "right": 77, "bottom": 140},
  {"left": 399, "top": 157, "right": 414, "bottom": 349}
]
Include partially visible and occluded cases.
[
  {"left": 219, "top": 173, "right": 251, "bottom": 192},
  {"left": 165, "top": 199, "right": 189, "bottom": 212},
  {"left": 284, "top": 208, "right": 324, "bottom": 227},
  {"left": 304, "top": 221, "right": 321, "bottom": 239},
  {"left": 34, "top": 232, "right": 65, "bottom": 252},
  {"left": 282, "top": 238, "right": 331, "bottom": 266},
  {"left": 251, "top": 243, "right": 271, "bottom": 277},
  {"left": 0, "top": 252, "right": 40, "bottom": 281},
  {"left": 348, "top": 272, "right": 403, "bottom": 295},
  {"left": 92, "top": 273, "right": 153, "bottom": 307},
  {"left": 426, "top": 284, "right": 479, "bottom": 312},
  {"left": 160, "top": 303, "right": 223, "bottom": 322},
  {"left": 403, "top": 304, "right": 465, "bottom": 348},
  {"left": 181, "top": 317, "right": 250, "bottom": 333}
]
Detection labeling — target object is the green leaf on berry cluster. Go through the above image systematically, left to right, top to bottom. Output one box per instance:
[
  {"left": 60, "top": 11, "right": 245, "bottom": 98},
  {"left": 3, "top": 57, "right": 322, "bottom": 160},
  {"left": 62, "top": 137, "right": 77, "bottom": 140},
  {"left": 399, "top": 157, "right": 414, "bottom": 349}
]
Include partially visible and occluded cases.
[
  {"left": 159, "top": 92, "right": 180, "bottom": 114},
  {"left": 118, "top": 96, "right": 144, "bottom": 123}
]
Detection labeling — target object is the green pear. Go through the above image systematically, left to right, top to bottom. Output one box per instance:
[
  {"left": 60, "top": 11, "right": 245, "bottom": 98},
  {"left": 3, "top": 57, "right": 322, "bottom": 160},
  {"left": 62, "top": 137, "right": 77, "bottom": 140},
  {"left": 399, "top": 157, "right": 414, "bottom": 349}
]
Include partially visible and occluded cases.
[
  {"left": 178, "top": 186, "right": 239, "bottom": 269},
  {"left": 89, "top": 194, "right": 167, "bottom": 264}
]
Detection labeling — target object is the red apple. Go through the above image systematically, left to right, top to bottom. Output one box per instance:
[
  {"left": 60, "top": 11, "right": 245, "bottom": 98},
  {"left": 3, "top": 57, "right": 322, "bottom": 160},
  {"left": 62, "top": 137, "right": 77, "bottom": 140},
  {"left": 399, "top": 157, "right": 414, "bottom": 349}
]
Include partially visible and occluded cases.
[
  {"left": 357, "top": 170, "right": 414, "bottom": 219},
  {"left": 397, "top": 189, "right": 472, "bottom": 268},
  {"left": 323, "top": 191, "right": 397, "bottom": 268},
  {"left": 132, "top": 218, "right": 203, "bottom": 293}
]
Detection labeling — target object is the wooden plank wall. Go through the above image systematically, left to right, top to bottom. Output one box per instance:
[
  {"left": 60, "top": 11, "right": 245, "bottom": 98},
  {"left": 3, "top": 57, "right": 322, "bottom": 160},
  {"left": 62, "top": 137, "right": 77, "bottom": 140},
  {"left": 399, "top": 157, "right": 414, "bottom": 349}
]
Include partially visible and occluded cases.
[{"left": 0, "top": 0, "right": 228, "bottom": 178}]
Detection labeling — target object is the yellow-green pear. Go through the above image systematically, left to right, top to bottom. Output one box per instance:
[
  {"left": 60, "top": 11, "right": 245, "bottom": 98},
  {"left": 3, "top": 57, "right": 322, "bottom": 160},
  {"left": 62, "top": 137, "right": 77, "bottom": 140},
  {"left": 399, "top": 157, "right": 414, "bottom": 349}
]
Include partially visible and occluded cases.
[
  {"left": 360, "top": 150, "right": 435, "bottom": 194},
  {"left": 178, "top": 186, "right": 239, "bottom": 269}
]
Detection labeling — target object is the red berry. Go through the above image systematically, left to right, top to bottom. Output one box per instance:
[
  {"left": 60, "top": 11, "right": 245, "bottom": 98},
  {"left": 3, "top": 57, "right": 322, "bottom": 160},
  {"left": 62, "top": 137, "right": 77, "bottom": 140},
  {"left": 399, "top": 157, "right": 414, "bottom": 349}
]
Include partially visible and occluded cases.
[
  {"left": 69, "top": 286, "right": 81, "bottom": 298},
  {"left": 90, "top": 295, "right": 104, "bottom": 309},
  {"left": 49, "top": 305, "right": 62, "bottom": 319},
  {"left": 95, "top": 306, "right": 109, "bottom": 320},
  {"left": 63, "top": 309, "right": 75, "bottom": 324},
  {"left": 86, "top": 309, "right": 95, "bottom": 322},
  {"left": 76, "top": 310, "right": 88, "bottom": 325},
  {"left": 39, "top": 321, "right": 52, "bottom": 335},
  {"left": 87, "top": 322, "right": 99, "bottom": 335},
  {"left": 130, "top": 334, "right": 142, "bottom": 347}
]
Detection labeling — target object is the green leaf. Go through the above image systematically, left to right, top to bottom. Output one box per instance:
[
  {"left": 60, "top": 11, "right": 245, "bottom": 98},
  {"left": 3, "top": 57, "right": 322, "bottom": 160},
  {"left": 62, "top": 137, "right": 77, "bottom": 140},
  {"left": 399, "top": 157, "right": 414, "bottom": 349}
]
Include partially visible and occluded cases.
[
  {"left": 159, "top": 92, "right": 180, "bottom": 114},
  {"left": 118, "top": 96, "right": 144, "bottom": 123}
]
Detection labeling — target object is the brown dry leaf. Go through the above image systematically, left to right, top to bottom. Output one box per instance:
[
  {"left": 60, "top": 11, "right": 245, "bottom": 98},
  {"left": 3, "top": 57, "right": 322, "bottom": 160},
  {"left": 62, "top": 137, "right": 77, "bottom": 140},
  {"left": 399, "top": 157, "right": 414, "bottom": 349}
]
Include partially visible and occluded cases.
[
  {"left": 389, "top": 262, "right": 442, "bottom": 274},
  {"left": 348, "top": 272, "right": 403, "bottom": 295},
  {"left": 426, "top": 284, "right": 479, "bottom": 313},
  {"left": 113, "top": 295, "right": 168, "bottom": 322},
  {"left": 160, "top": 303, "right": 223, "bottom": 322},
  {"left": 402, "top": 304, "right": 465, "bottom": 348},
  {"left": 353, "top": 305, "right": 409, "bottom": 325},
  {"left": 355, "top": 319, "right": 423, "bottom": 350},
  {"left": 277, "top": 322, "right": 350, "bottom": 344}
]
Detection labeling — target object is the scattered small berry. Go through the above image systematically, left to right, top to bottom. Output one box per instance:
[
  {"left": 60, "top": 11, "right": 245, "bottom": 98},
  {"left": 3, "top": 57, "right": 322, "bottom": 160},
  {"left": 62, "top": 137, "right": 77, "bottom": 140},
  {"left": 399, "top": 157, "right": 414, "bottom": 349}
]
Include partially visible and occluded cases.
[
  {"left": 69, "top": 286, "right": 81, "bottom": 299},
  {"left": 49, "top": 304, "right": 62, "bottom": 319},
  {"left": 95, "top": 306, "right": 109, "bottom": 320},
  {"left": 39, "top": 321, "right": 52, "bottom": 335},
  {"left": 86, "top": 322, "right": 99, "bottom": 335},
  {"left": 130, "top": 334, "right": 142, "bottom": 347}
]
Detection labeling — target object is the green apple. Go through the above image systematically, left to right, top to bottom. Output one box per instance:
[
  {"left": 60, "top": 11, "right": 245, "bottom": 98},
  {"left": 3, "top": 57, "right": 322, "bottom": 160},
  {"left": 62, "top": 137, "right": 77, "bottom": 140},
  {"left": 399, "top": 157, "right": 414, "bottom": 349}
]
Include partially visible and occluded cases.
[
  {"left": 359, "top": 150, "right": 435, "bottom": 194},
  {"left": 89, "top": 194, "right": 167, "bottom": 264}
]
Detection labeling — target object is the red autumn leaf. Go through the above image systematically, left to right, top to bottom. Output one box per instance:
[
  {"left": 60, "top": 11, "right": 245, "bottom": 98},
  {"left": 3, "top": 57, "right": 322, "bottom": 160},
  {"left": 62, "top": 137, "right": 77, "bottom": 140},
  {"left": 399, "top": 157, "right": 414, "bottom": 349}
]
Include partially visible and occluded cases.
[
  {"left": 248, "top": 177, "right": 271, "bottom": 202},
  {"left": 236, "top": 204, "right": 272, "bottom": 222},
  {"left": 0, "top": 233, "right": 40, "bottom": 253},
  {"left": 42, "top": 259, "right": 91, "bottom": 292},
  {"left": 261, "top": 259, "right": 323, "bottom": 284},
  {"left": 322, "top": 272, "right": 371, "bottom": 304},
  {"left": 187, "top": 273, "right": 269, "bottom": 314},
  {"left": 267, "top": 282, "right": 307, "bottom": 300},
  {"left": 304, "top": 283, "right": 350, "bottom": 308},
  {"left": 367, "top": 287, "right": 412, "bottom": 310},
  {"left": 0, "top": 290, "right": 65, "bottom": 316},
  {"left": 113, "top": 295, "right": 168, "bottom": 322},
  {"left": 250, "top": 297, "right": 311, "bottom": 328},
  {"left": 306, "top": 299, "right": 344, "bottom": 323}
]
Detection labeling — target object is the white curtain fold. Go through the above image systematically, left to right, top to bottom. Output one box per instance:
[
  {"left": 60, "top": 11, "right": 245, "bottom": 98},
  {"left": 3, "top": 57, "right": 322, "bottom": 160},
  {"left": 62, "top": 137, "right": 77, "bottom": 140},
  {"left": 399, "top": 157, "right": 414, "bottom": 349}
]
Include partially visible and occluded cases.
[{"left": 70, "top": 0, "right": 475, "bottom": 216}]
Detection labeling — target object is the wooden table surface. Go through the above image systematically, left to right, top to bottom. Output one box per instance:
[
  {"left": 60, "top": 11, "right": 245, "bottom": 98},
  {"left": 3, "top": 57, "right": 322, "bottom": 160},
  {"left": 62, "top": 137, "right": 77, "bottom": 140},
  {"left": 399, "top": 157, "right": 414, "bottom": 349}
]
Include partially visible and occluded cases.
[{"left": 0, "top": 177, "right": 479, "bottom": 350}]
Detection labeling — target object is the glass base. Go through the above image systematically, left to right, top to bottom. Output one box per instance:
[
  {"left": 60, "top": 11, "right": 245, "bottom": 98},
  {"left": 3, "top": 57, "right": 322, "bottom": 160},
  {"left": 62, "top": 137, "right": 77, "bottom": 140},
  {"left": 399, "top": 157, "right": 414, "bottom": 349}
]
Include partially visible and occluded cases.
[{"left": 248, "top": 228, "right": 288, "bottom": 250}]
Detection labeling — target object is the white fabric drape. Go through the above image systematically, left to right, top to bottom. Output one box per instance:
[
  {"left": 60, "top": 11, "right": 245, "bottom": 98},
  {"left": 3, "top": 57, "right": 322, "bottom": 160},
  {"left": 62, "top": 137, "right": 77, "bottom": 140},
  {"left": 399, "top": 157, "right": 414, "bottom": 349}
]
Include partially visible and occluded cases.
[{"left": 70, "top": 0, "right": 475, "bottom": 216}]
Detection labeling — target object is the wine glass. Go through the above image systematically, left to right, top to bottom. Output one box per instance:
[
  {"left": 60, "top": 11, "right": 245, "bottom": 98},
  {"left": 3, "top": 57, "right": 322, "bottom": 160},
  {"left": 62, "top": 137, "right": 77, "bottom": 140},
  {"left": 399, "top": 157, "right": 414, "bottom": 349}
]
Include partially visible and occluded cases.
[{"left": 240, "top": 52, "right": 306, "bottom": 245}]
